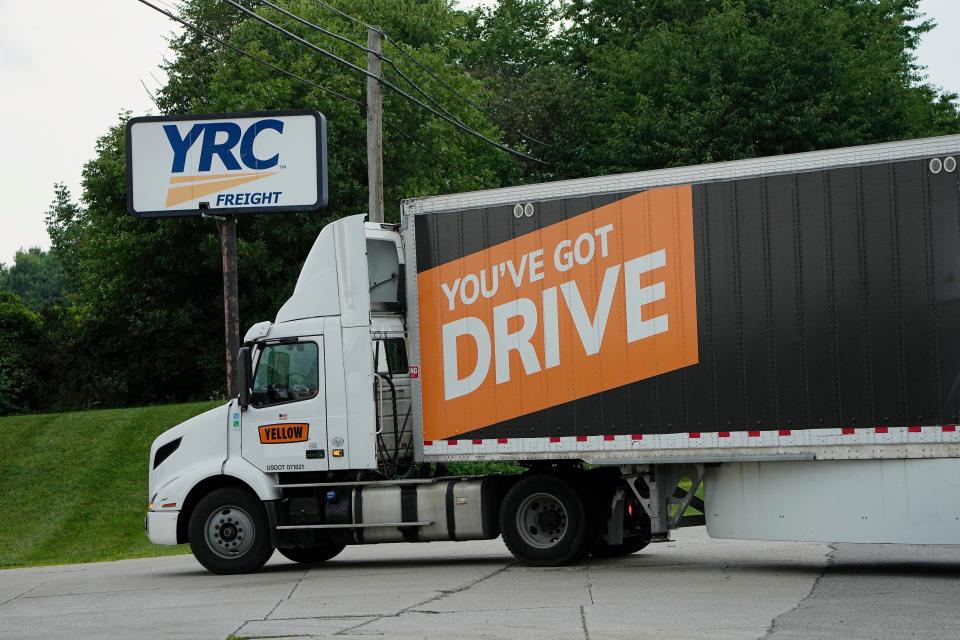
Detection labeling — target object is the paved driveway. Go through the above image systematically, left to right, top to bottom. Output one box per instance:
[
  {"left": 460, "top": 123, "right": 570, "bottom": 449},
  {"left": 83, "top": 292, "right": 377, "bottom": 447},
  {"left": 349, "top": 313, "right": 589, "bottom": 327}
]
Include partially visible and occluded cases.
[{"left": 1, "top": 528, "right": 957, "bottom": 639}]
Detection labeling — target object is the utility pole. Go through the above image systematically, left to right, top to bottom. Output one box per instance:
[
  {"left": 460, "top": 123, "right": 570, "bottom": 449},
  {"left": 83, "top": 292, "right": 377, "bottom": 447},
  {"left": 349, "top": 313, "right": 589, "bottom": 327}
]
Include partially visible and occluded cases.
[
  {"left": 366, "top": 26, "right": 384, "bottom": 223},
  {"left": 219, "top": 216, "right": 240, "bottom": 397}
]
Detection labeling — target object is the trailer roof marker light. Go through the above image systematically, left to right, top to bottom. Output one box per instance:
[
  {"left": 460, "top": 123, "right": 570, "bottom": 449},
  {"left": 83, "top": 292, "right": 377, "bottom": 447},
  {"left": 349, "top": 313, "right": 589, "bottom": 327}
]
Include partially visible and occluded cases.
[
  {"left": 944, "top": 425, "right": 957, "bottom": 432},
  {"left": 875, "top": 426, "right": 889, "bottom": 433},
  {"left": 908, "top": 426, "right": 922, "bottom": 433},
  {"left": 842, "top": 427, "right": 856, "bottom": 435},
  {"left": 779, "top": 429, "right": 792, "bottom": 436},
  {"left": 748, "top": 431, "right": 760, "bottom": 437},
  {"left": 689, "top": 432, "right": 701, "bottom": 439},
  {"left": 631, "top": 434, "right": 644, "bottom": 440},
  {"left": 577, "top": 435, "right": 589, "bottom": 442},
  {"left": 603, "top": 435, "right": 616, "bottom": 441},
  {"left": 549, "top": 437, "right": 561, "bottom": 443},
  {"left": 497, "top": 438, "right": 508, "bottom": 444},
  {"left": 447, "top": 439, "right": 458, "bottom": 445},
  {"left": 472, "top": 439, "right": 483, "bottom": 445},
  {"left": 423, "top": 440, "right": 433, "bottom": 446}
]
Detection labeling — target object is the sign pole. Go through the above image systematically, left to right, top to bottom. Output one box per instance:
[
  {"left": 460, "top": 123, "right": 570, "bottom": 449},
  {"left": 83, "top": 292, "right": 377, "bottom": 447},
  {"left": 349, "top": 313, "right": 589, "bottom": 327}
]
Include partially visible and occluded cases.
[
  {"left": 367, "top": 26, "right": 384, "bottom": 223},
  {"left": 219, "top": 216, "right": 240, "bottom": 398}
]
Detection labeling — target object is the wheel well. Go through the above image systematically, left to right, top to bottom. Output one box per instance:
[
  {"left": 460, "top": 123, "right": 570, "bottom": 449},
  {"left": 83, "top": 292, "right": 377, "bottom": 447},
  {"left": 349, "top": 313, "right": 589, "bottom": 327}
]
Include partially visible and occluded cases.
[{"left": 176, "top": 475, "right": 260, "bottom": 544}]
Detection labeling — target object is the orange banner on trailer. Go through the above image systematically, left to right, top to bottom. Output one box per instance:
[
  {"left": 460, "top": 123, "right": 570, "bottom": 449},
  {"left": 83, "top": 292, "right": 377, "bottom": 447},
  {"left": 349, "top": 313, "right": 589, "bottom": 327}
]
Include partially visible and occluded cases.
[{"left": 416, "top": 185, "right": 700, "bottom": 441}]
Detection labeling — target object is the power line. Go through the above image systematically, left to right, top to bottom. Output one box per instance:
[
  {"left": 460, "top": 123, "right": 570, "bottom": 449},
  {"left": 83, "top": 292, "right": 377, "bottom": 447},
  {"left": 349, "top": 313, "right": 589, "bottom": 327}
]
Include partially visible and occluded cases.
[
  {"left": 135, "top": 0, "right": 361, "bottom": 107},
  {"left": 135, "top": 0, "right": 491, "bottom": 189},
  {"left": 223, "top": 0, "right": 544, "bottom": 163},
  {"left": 253, "top": 0, "right": 483, "bottom": 139},
  {"left": 256, "top": 0, "right": 366, "bottom": 55},
  {"left": 310, "top": 0, "right": 551, "bottom": 150},
  {"left": 311, "top": 0, "right": 368, "bottom": 28},
  {"left": 381, "top": 33, "right": 552, "bottom": 150}
]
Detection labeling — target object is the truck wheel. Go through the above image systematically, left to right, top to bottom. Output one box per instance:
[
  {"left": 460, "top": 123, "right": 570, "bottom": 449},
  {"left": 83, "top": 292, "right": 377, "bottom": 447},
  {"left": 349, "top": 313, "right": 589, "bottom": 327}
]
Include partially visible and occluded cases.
[
  {"left": 500, "top": 475, "right": 595, "bottom": 566},
  {"left": 188, "top": 487, "right": 274, "bottom": 575},
  {"left": 591, "top": 535, "right": 650, "bottom": 557},
  {"left": 278, "top": 542, "right": 346, "bottom": 564}
]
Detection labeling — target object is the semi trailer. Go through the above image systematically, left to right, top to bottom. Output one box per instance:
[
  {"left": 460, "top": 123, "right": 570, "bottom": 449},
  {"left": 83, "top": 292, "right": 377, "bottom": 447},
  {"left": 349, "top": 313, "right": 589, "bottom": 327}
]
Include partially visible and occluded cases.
[{"left": 146, "top": 134, "right": 960, "bottom": 574}]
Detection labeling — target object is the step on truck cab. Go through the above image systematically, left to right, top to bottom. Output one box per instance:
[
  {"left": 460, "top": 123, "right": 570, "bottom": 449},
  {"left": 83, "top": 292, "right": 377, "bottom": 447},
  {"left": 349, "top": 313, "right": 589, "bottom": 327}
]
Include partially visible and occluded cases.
[{"left": 148, "top": 134, "right": 960, "bottom": 574}]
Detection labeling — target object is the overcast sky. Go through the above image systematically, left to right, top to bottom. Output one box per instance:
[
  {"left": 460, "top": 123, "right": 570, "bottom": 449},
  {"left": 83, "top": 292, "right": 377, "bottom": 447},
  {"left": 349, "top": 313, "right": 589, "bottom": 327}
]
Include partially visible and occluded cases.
[{"left": 0, "top": 0, "right": 958, "bottom": 264}]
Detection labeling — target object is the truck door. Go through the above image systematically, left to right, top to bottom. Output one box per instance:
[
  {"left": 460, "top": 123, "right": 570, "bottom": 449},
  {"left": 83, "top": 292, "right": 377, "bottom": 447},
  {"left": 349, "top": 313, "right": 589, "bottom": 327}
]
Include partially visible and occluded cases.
[
  {"left": 374, "top": 337, "right": 412, "bottom": 467},
  {"left": 242, "top": 338, "right": 329, "bottom": 472}
]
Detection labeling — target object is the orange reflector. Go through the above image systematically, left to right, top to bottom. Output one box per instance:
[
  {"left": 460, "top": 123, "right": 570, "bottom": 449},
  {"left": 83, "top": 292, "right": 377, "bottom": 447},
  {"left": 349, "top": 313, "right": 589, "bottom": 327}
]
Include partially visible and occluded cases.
[
  {"left": 332, "top": 449, "right": 344, "bottom": 457},
  {"left": 161, "top": 502, "right": 177, "bottom": 508}
]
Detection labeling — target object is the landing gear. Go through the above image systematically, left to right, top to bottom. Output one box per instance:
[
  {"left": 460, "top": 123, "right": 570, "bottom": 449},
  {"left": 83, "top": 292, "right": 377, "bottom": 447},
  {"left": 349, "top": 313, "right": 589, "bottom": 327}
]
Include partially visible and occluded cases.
[
  {"left": 500, "top": 474, "right": 599, "bottom": 566},
  {"left": 188, "top": 487, "right": 274, "bottom": 575}
]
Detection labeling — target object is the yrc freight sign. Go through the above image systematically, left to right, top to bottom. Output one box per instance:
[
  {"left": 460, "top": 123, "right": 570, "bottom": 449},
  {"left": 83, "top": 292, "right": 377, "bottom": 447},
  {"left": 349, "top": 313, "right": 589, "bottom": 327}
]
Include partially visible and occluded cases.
[
  {"left": 126, "top": 109, "right": 327, "bottom": 217},
  {"left": 416, "top": 186, "right": 699, "bottom": 441}
]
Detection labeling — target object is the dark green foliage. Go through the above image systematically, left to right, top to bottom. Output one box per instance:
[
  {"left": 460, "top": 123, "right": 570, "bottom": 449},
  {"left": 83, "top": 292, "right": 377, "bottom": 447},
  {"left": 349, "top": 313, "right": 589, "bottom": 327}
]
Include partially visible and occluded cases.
[
  {"left": 465, "top": 0, "right": 960, "bottom": 179},
  {"left": 38, "top": 1, "right": 512, "bottom": 412},
  {"left": 0, "top": 247, "right": 71, "bottom": 311},
  {"left": 0, "top": 292, "right": 45, "bottom": 413}
]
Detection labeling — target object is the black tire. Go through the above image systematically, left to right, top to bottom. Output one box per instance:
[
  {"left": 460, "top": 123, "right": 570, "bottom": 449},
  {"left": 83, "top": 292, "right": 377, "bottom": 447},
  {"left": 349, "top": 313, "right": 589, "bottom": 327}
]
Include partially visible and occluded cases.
[
  {"left": 500, "top": 474, "right": 596, "bottom": 566},
  {"left": 188, "top": 487, "right": 274, "bottom": 575},
  {"left": 591, "top": 535, "right": 650, "bottom": 558},
  {"left": 278, "top": 542, "right": 346, "bottom": 564}
]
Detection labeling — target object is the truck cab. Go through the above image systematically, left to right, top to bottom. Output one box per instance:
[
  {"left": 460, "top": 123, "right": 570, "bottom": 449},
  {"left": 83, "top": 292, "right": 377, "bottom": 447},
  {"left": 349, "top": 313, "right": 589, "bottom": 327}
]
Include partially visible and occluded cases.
[{"left": 146, "top": 215, "right": 424, "bottom": 571}]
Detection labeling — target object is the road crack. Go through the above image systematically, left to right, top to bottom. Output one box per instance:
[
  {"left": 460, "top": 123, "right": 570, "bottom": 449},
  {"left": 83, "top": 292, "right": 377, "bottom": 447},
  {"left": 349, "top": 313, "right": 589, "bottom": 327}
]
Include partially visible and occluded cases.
[
  {"left": 760, "top": 543, "right": 837, "bottom": 639},
  {"left": 334, "top": 561, "right": 516, "bottom": 635},
  {"left": 0, "top": 579, "right": 53, "bottom": 609}
]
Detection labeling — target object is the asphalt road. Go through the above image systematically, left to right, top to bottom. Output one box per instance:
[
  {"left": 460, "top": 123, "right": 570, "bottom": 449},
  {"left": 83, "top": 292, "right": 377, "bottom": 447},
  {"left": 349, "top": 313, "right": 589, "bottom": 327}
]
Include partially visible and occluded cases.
[{"left": 1, "top": 527, "right": 958, "bottom": 640}]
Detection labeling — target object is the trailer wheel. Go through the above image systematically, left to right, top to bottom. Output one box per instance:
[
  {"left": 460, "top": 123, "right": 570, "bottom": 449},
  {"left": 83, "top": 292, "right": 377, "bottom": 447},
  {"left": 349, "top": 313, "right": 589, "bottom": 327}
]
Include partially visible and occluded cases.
[
  {"left": 500, "top": 475, "right": 594, "bottom": 566},
  {"left": 188, "top": 487, "right": 274, "bottom": 575},
  {"left": 278, "top": 541, "right": 346, "bottom": 564}
]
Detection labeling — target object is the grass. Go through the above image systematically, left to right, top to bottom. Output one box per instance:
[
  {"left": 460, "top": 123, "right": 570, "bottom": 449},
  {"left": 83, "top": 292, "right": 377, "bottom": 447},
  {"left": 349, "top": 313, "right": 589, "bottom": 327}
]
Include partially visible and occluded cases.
[{"left": 0, "top": 401, "right": 218, "bottom": 569}]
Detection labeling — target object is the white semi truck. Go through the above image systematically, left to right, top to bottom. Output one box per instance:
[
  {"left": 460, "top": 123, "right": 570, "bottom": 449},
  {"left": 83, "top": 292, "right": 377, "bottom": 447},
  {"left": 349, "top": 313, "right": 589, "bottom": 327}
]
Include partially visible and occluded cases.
[{"left": 147, "top": 134, "right": 960, "bottom": 574}]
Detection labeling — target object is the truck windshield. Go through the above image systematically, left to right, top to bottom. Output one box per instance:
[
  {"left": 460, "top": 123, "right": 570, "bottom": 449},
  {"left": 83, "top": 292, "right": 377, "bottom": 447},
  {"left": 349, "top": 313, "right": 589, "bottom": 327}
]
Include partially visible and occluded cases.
[{"left": 251, "top": 342, "right": 319, "bottom": 407}]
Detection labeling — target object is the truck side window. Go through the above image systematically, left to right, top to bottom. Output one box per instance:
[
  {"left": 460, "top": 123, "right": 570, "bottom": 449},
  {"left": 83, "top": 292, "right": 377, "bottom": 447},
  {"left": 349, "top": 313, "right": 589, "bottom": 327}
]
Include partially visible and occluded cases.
[
  {"left": 367, "top": 239, "right": 402, "bottom": 309},
  {"left": 375, "top": 338, "right": 408, "bottom": 375},
  {"left": 251, "top": 342, "right": 319, "bottom": 407}
]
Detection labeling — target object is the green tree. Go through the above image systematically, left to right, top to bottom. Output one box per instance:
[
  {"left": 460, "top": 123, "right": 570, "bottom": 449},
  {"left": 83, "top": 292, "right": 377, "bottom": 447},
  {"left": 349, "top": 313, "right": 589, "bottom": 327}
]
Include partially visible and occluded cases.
[
  {"left": 36, "top": 0, "right": 960, "bottom": 412},
  {"left": 44, "top": 0, "right": 515, "bottom": 408},
  {"left": 465, "top": 0, "right": 960, "bottom": 178},
  {"left": 0, "top": 247, "right": 71, "bottom": 311},
  {"left": 0, "top": 292, "right": 44, "bottom": 414}
]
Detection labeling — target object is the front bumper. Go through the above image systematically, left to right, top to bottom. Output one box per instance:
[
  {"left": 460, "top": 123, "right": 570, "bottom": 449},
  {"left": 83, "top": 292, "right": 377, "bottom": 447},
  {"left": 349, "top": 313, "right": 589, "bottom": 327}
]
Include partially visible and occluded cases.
[{"left": 145, "top": 510, "right": 180, "bottom": 545}]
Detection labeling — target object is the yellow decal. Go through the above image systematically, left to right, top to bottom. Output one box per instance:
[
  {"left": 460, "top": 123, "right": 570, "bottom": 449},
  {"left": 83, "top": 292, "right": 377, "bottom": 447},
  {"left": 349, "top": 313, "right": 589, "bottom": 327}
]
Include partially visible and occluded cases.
[{"left": 258, "top": 423, "right": 309, "bottom": 444}]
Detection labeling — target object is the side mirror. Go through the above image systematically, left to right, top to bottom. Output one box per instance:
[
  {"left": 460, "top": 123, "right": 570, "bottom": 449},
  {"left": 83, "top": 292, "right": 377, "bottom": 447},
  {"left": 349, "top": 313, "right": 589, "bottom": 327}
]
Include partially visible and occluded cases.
[{"left": 236, "top": 347, "right": 253, "bottom": 410}]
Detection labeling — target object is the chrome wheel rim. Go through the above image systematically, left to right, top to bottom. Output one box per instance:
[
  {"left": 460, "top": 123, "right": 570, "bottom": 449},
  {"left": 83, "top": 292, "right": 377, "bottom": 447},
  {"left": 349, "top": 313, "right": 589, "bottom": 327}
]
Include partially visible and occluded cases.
[
  {"left": 516, "top": 492, "right": 568, "bottom": 549},
  {"left": 205, "top": 505, "right": 255, "bottom": 559}
]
